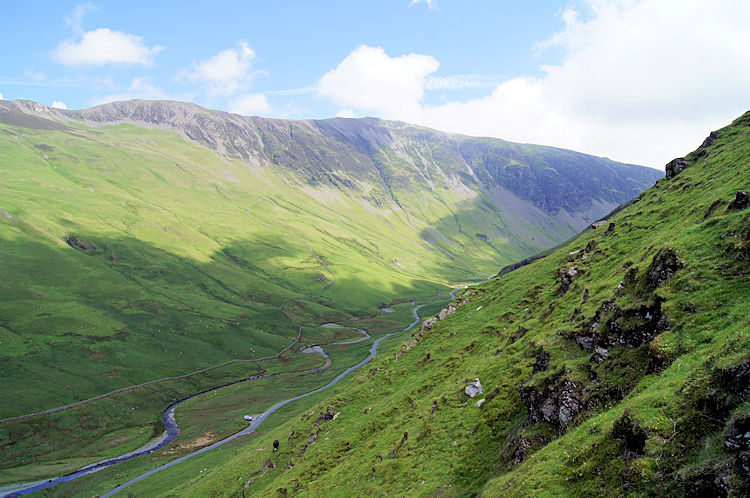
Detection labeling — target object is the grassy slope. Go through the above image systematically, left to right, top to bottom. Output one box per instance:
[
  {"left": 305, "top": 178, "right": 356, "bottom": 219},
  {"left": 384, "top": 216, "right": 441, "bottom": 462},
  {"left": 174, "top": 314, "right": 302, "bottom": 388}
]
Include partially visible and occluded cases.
[
  {"left": 149, "top": 112, "right": 750, "bottom": 497},
  {"left": 0, "top": 114, "right": 549, "bottom": 482}
]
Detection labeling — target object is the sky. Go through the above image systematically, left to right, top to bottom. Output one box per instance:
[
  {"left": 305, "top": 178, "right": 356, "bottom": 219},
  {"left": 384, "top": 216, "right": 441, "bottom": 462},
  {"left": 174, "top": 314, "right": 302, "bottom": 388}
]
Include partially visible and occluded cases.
[{"left": 1, "top": 0, "right": 749, "bottom": 168}]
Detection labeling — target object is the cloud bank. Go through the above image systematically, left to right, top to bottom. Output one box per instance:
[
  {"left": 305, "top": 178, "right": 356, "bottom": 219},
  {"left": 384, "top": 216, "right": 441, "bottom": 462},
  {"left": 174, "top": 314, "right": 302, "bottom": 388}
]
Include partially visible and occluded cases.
[
  {"left": 317, "top": 0, "right": 750, "bottom": 167},
  {"left": 53, "top": 28, "right": 163, "bottom": 67}
]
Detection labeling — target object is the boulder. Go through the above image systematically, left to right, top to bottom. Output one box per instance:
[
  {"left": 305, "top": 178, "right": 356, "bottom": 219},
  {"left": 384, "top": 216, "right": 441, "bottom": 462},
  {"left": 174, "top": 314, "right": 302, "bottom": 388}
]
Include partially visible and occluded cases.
[
  {"left": 438, "top": 308, "right": 448, "bottom": 320},
  {"left": 465, "top": 378, "right": 483, "bottom": 397}
]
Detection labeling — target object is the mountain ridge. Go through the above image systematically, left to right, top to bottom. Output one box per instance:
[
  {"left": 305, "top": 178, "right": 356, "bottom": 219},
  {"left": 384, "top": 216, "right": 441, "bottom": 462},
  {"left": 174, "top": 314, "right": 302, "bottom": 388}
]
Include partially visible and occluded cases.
[{"left": 1, "top": 98, "right": 661, "bottom": 221}]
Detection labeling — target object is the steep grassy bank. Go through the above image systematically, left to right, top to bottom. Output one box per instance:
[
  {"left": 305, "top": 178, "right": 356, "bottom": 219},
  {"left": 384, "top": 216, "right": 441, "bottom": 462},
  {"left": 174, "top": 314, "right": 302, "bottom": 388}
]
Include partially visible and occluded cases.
[{"left": 151, "top": 112, "right": 750, "bottom": 496}]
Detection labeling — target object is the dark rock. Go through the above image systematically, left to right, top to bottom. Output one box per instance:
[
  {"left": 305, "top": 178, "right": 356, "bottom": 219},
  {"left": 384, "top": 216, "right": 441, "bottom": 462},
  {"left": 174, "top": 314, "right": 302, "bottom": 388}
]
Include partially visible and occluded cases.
[
  {"left": 700, "top": 131, "right": 720, "bottom": 149},
  {"left": 665, "top": 157, "right": 689, "bottom": 180},
  {"left": 726, "top": 190, "right": 749, "bottom": 212},
  {"left": 605, "top": 222, "right": 615, "bottom": 235},
  {"left": 65, "top": 234, "right": 97, "bottom": 252},
  {"left": 584, "top": 240, "right": 598, "bottom": 254},
  {"left": 647, "top": 247, "right": 683, "bottom": 289},
  {"left": 559, "top": 265, "right": 580, "bottom": 295},
  {"left": 575, "top": 298, "right": 667, "bottom": 353},
  {"left": 590, "top": 346, "right": 609, "bottom": 363},
  {"left": 533, "top": 348, "right": 550, "bottom": 374},
  {"left": 518, "top": 377, "right": 583, "bottom": 429},
  {"left": 611, "top": 409, "right": 648, "bottom": 458},
  {"left": 725, "top": 415, "right": 750, "bottom": 452},
  {"left": 508, "top": 436, "right": 532, "bottom": 465},
  {"left": 682, "top": 469, "right": 729, "bottom": 498}
]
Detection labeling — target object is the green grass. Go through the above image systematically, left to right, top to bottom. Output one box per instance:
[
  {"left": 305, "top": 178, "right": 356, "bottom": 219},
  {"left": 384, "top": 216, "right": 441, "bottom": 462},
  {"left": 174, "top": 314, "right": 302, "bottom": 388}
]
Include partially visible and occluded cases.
[
  {"left": 0, "top": 103, "right": 657, "bottom": 489},
  {"left": 99, "top": 112, "right": 750, "bottom": 497}
]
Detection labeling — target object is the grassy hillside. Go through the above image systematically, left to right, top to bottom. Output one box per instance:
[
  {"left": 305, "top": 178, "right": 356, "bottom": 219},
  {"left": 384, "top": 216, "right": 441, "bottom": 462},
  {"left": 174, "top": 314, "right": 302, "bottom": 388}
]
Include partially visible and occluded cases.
[
  {"left": 0, "top": 99, "right": 659, "bottom": 487},
  {"left": 127, "top": 112, "right": 750, "bottom": 497}
]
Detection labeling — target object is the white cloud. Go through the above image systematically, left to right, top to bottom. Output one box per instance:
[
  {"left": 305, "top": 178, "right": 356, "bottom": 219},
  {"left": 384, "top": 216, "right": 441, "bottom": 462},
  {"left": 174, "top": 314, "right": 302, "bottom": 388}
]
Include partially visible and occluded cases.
[
  {"left": 410, "top": 0, "right": 437, "bottom": 10},
  {"left": 318, "top": 1, "right": 750, "bottom": 168},
  {"left": 65, "top": 2, "right": 97, "bottom": 34},
  {"left": 53, "top": 28, "right": 163, "bottom": 67},
  {"left": 180, "top": 41, "right": 256, "bottom": 98},
  {"left": 318, "top": 45, "right": 439, "bottom": 118},
  {"left": 24, "top": 68, "right": 46, "bottom": 82},
  {"left": 425, "top": 74, "right": 499, "bottom": 90},
  {"left": 89, "top": 77, "right": 168, "bottom": 105},
  {"left": 0, "top": 93, "right": 4, "bottom": 100},
  {"left": 229, "top": 93, "right": 271, "bottom": 116},
  {"left": 51, "top": 101, "right": 67, "bottom": 109},
  {"left": 336, "top": 108, "right": 357, "bottom": 118}
]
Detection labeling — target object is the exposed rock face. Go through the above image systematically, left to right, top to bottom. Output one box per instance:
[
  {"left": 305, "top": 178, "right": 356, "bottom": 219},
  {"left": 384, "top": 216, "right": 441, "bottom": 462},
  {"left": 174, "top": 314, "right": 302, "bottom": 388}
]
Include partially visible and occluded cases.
[
  {"left": 701, "top": 131, "right": 720, "bottom": 149},
  {"left": 666, "top": 157, "right": 689, "bottom": 180},
  {"left": 727, "top": 190, "right": 749, "bottom": 212},
  {"left": 65, "top": 234, "right": 96, "bottom": 252},
  {"left": 647, "top": 247, "right": 683, "bottom": 289},
  {"left": 559, "top": 265, "right": 580, "bottom": 295},
  {"left": 576, "top": 299, "right": 668, "bottom": 352},
  {"left": 533, "top": 348, "right": 550, "bottom": 374},
  {"left": 465, "top": 378, "right": 483, "bottom": 398},
  {"left": 518, "top": 378, "right": 583, "bottom": 429},
  {"left": 725, "top": 415, "right": 750, "bottom": 452}
]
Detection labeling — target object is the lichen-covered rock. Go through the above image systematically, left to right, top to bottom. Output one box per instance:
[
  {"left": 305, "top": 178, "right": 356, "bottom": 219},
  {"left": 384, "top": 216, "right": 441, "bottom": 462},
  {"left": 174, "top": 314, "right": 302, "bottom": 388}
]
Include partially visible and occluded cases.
[
  {"left": 665, "top": 157, "right": 689, "bottom": 180},
  {"left": 647, "top": 247, "right": 683, "bottom": 289},
  {"left": 438, "top": 308, "right": 448, "bottom": 320},
  {"left": 421, "top": 317, "right": 437, "bottom": 332}
]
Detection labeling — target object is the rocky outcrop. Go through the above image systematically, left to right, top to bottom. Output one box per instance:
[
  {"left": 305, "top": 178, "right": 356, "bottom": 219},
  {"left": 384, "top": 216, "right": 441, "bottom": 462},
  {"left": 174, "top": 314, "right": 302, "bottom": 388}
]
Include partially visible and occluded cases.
[
  {"left": 700, "top": 131, "right": 721, "bottom": 149},
  {"left": 665, "top": 157, "right": 689, "bottom": 180},
  {"left": 726, "top": 190, "right": 749, "bottom": 212},
  {"left": 65, "top": 234, "right": 97, "bottom": 252},
  {"left": 647, "top": 247, "right": 683, "bottom": 289},
  {"left": 559, "top": 265, "right": 580, "bottom": 295},
  {"left": 576, "top": 298, "right": 668, "bottom": 353},
  {"left": 421, "top": 317, "right": 437, "bottom": 332},
  {"left": 518, "top": 377, "right": 583, "bottom": 429}
]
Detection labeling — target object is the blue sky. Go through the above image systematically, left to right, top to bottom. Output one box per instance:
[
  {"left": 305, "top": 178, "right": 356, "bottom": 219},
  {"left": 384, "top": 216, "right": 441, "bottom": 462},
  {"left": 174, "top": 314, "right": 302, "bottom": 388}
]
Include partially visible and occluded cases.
[{"left": 2, "top": 1, "right": 749, "bottom": 167}]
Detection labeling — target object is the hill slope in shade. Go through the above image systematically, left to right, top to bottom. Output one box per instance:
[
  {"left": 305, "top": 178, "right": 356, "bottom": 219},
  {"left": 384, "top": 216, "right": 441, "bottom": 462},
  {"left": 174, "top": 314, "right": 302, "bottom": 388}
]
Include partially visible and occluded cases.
[
  {"left": 0, "top": 99, "right": 660, "bottom": 418},
  {"left": 136, "top": 112, "right": 750, "bottom": 497}
]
